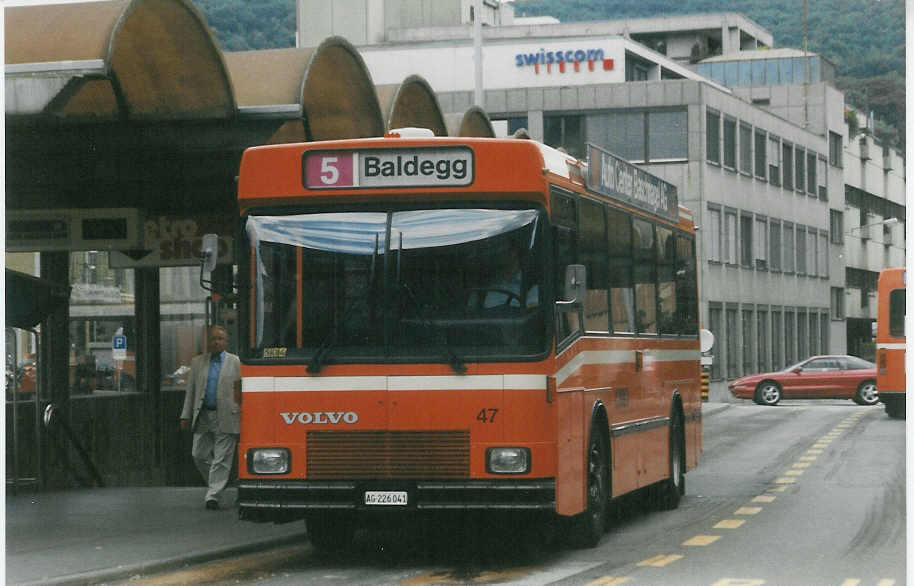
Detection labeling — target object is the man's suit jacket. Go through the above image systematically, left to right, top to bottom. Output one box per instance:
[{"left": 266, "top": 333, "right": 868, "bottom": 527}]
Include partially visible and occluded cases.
[{"left": 180, "top": 351, "right": 241, "bottom": 434}]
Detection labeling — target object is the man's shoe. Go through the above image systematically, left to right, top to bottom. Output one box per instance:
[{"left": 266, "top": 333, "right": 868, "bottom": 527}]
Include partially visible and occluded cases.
[{"left": 205, "top": 499, "right": 220, "bottom": 510}]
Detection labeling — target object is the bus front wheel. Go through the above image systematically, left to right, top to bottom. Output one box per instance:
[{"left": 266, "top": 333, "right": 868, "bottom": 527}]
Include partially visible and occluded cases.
[{"left": 568, "top": 425, "right": 609, "bottom": 549}]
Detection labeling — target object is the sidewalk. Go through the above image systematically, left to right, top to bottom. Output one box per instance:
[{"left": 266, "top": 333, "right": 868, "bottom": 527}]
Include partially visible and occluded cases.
[
  {"left": 5, "top": 402, "right": 730, "bottom": 586},
  {"left": 5, "top": 487, "right": 307, "bottom": 586}
]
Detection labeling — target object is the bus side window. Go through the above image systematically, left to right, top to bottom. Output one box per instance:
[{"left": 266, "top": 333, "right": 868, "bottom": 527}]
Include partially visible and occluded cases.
[
  {"left": 551, "top": 190, "right": 578, "bottom": 301},
  {"left": 579, "top": 198, "right": 609, "bottom": 332},
  {"left": 607, "top": 208, "right": 634, "bottom": 333},
  {"left": 632, "top": 218, "right": 657, "bottom": 334},
  {"left": 889, "top": 289, "right": 905, "bottom": 338}
]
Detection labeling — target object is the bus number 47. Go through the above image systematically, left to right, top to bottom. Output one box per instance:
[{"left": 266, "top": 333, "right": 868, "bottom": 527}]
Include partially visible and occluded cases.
[{"left": 476, "top": 408, "right": 498, "bottom": 423}]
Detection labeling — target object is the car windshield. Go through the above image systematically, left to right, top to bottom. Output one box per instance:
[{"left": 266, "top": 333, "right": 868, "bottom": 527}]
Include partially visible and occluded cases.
[{"left": 244, "top": 206, "right": 549, "bottom": 365}]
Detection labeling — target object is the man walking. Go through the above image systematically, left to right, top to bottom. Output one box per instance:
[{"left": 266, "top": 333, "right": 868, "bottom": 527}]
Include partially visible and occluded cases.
[{"left": 180, "top": 325, "right": 241, "bottom": 510}]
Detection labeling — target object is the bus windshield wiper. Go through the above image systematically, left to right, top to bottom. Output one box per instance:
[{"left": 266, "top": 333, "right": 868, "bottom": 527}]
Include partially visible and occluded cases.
[{"left": 399, "top": 281, "right": 467, "bottom": 375}]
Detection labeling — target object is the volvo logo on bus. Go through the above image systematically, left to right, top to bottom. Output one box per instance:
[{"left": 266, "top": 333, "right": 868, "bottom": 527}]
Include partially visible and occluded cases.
[{"left": 280, "top": 411, "right": 359, "bottom": 425}]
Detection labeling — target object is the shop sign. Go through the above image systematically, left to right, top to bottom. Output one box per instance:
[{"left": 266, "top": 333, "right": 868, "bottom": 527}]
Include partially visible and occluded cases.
[
  {"left": 514, "top": 47, "right": 613, "bottom": 74},
  {"left": 109, "top": 215, "right": 233, "bottom": 268}
]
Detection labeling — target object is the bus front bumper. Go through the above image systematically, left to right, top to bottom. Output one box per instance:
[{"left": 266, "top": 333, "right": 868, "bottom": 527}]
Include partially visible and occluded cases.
[{"left": 238, "top": 479, "right": 556, "bottom": 523}]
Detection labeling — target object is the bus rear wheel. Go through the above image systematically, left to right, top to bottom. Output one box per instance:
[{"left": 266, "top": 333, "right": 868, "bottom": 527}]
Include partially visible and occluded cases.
[
  {"left": 652, "top": 409, "right": 684, "bottom": 510},
  {"left": 568, "top": 425, "right": 609, "bottom": 549},
  {"left": 307, "top": 514, "right": 355, "bottom": 552}
]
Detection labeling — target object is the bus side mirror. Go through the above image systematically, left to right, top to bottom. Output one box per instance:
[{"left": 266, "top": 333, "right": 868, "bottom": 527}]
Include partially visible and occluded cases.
[
  {"left": 201, "top": 233, "right": 219, "bottom": 273},
  {"left": 563, "top": 264, "right": 586, "bottom": 303}
]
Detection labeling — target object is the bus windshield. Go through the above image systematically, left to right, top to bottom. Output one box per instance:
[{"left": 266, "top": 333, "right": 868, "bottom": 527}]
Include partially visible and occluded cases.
[{"left": 245, "top": 206, "right": 548, "bottom": 366}]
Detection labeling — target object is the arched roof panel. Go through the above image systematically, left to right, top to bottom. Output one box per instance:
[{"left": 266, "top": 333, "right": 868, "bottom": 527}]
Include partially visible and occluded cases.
[
  {"left": 5, "top": 0, "right": 234, "bottom": 120},
  {"left": 5, "top": 1, "right": 125, "bottom": 64},
  {"left": 301, "top": 37, "right": 384, "bottom": 141},
  {"left": 224, "top": 48, "right": 314, "bottom": 109},
  {"left": 376, "top": 75, "right": 447, "bottom": 136},
  {"left": 445, "top": 106, "right": 495, "bottom": 138}
]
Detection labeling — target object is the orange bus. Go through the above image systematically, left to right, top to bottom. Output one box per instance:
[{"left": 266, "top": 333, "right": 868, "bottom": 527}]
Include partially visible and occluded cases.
[
  {"left": 233, "top": 131, "right": 702, "bottom": 550},
  {"left": 876, "top": 267, "right": 905, "bottom": 419}
]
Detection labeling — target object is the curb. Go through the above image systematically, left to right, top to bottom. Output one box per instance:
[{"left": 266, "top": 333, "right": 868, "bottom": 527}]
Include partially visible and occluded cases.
[{"left": 14, "top": 533, "right": 309, "bottom": 586}]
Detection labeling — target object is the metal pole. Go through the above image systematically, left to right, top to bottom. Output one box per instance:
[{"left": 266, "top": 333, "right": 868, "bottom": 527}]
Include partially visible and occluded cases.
[{"left": 473, "top": 0, "right": 483, "bottom": 107}]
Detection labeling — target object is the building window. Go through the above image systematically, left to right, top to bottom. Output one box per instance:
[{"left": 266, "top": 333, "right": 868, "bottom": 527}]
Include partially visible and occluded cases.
[
  {"left": 588, "top": 109, "right": 687, "bottom": 163},
  {"left": 707, "top": 109, "right": 720, "bottom": 164},
  {"left": 647, "top": 110, "right": 688, "bottom": 161},
  {"left": 544, "top": 114, "right": 585, "bottom": 159},
  {"left": 723, "top": 117, "right": 737, "bottom": 169},
  {"left": 739, "top": 123, "right": 752, "bottom": 173},
  {"left": 754, "top": 129, "right": 767, "bottom": 180},
  {"left": 829, "top": 131, "right": 843, "bottom": 167},
  {"left": 768, "top": 135, "right": 780, "bottom": 185},
  {"left": 782, "top": 143, "right": 794, "bottom": 190},
  {"left": 795, "top": 147, "right": 806, "bottom": 193},
  {"left": 806, "top": 151, "right": 817, "bottom": 195},
  {"left": 817, "top": 156, "right": 827, "bottom": 200},
  {"left": 707, "top": 206, "right": 722, "bottom": 262},
  {"left": 724, "top": 209, "right": 738, "bottom": 264},
  {"left": 830, "top": 210, "right": 844, "bottom": 244},
  {"left": 740, "top": 214, "right": 753, "bottom": 268},
  {"left": 755, "top": 217, "right": 768, "bottom": 270},
  {"left": 769, "top": 220, "right": 781, "bottom": 271},
  {"left": 783, "top": 222, "right": 795, "bottom": 273},
  {"left": 796, "top": 225, "right": 807, "bottom": 275},
  {"left": 807, "top": 229, "right": 816, "bottom": 277},
  {"left": 818, "top": 232, "right": 828, "bottom": 278},
  {"left": 709, "top": 304, "right": 723, "bottom": 380},
  {"left": 726, "top": 306, "right": 739, "bottom": 378},
  {"left": 742, "top": 308, "right": 754, "bottom": 374},
  {"left": 757, "top": 308, "right": 768, "bottom": 373},
  {"left": 771, "top": 308, "right": 783, "bottom": 368},
  {"left": 798, "top": 308, "right": 808, "bottom": 359},
  {"left": 784, "top": 309, "right": 796, "bottom": 364},
  {"left": 820, "top": 311, "right": 829, "bottom": 353},
  {"left": 809, "top": 312, "right": 819, "bottom": 355}
]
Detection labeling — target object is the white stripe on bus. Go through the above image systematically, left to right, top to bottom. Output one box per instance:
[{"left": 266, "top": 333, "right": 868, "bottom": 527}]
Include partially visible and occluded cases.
[
  {"left": 876, "top": 343, "right": 906, "bottom": 350},
  {"left": 555, "top": 348, "right": 700, "bottom": 386},
  {"left": 242, "top": 374, "right": 548, "bottom": 393}
]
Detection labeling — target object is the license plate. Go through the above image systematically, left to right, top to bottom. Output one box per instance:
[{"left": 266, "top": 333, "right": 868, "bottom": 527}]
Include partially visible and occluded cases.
[{"left": 364, "top": 491, "right": 408, "bottom": 506}]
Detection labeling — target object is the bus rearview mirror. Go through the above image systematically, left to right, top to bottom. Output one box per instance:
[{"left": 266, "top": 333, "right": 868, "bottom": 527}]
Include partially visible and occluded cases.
[{"left": 564, "top": 264, "right": 586, "bottom": 303}]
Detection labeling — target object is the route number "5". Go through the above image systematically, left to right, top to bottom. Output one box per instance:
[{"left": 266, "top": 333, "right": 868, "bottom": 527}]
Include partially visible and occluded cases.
[{"left": 320, "top": 156, "right": 339, "bottom": 184}]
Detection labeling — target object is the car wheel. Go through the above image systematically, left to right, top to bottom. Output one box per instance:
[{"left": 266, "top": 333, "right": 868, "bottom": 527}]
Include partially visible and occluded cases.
[
  {"left": 854, "top": 380, "right": 879, "bottom": 406},
  {"left": 755, "top": 381, "right": 782, "bottom": 406}
]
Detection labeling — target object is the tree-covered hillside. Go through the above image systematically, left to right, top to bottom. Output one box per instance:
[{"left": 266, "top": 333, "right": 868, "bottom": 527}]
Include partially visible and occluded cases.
[{"left": 191, "top": 0, "right": 904, "bottom": 148}]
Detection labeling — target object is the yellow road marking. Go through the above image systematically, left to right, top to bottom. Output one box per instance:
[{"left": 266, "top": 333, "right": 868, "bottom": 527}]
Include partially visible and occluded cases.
[
  {"left": 806, "top": 449, "right": 824, "bottom": 454},
  {"left": 799, "top": 455, "right": 817, "bottom": 461},
  {"left": 792, "top": 462, "right": 811, "bottom": 468},
  {"left": 785, "top": 469, "right": 804, "bottom": 476},
  {"left": 775, "top": 477, "right": 796, "bottom": 484},
  {"left": 770, "top": 485, "right": 788, "bottom": 492},
  {"left": 752, "top": 495, "right": 775, "bottom": 503},
  {"left": 735, "top": 506, "right": 762, "bottom": 515},
  {"left": 715, "top": 519, "right": 746, "bottom": 529},
  {"left": 682, "top": 535, "right": 720, "bottom": 546},
  {"left": 637, "top": 554, "right": 683, "bottom": 567},
  {"left": 403, "top": 568, "right": 532, "bottom": 584},
  {"left": 585, "top": 577, "right": 632, "bottom": 586},
  {"left": 710, "top": 580, "right": 766, "bottom": 586},
  {"left": 840, "top": 580, "right": 861, "bottom": 586},
  {"left": 876, "top": 580, "right": 896, "bottom": 586}
]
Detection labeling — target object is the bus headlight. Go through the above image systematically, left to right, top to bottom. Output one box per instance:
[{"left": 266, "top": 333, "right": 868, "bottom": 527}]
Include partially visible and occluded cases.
[
  {"left": 486, "top": 447, "right": 530, "bottom": 474},
  {"left": 248, "top": 448, "right": 290, "bottom": 474}
]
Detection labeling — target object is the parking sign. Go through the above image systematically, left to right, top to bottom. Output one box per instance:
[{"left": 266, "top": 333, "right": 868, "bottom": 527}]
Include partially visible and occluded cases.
[{"left": 112, "top": 335, "right": 127, "bottom": 360}]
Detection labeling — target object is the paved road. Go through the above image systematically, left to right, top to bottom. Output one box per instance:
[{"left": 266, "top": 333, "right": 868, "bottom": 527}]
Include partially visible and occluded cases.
[{"left": 118, "top": 402, "right": 906, "bottom": 585}]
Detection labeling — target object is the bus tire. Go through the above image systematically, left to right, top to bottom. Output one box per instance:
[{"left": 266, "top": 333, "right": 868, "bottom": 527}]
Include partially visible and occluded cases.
[
  {"left": 885, "top": 398, "right": 906, "bottom": 419},
  {"left": 653, "top": 408, "right": 684, "bottom": 511},
  {"left": 568, "top": 424, "right": 609, "bottom": 549},
  {"left": 307, "top": 514, "right": 355, "bottom": 552}
]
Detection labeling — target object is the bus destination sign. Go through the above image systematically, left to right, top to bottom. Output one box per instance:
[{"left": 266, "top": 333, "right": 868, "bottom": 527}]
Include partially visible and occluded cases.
[
  {"left": 586, "top": 143, "right": 678, "bottom": 222},
  {"left": 303, "top": 147, "right": 474, "bottom": 190}
]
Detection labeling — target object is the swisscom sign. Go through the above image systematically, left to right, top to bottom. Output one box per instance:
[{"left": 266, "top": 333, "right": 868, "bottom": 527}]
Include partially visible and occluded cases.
[{"left": 303, "top": 147, "right": 474, "bottom": 189}]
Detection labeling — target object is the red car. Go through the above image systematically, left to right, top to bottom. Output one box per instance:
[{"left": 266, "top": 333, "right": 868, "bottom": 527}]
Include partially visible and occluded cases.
[{"left": 728, "top": 355, "right": 878, "bottom": 406}]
